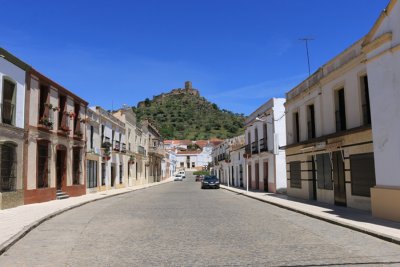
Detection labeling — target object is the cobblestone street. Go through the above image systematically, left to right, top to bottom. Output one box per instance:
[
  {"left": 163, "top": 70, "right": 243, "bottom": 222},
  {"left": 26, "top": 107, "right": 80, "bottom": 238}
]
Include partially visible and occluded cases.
[{"left": 1, "top": 173, "right": 400, "bottom": 266}]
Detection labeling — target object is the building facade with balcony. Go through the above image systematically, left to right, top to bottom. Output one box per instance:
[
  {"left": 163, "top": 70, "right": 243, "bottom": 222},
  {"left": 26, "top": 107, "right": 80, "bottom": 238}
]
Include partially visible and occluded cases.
[
  {"left": 363, "top": 0, "right": 400, "bottom": 221},
  {"left": 284, "top": 38, "right": 374, "bottom": 211},
  {"left": 0, "top": 48, "right": 29, "bottom": 209},
  {"left": 25, "top": 68, "right": 88, "bottom": 204},
  {"left": 244, "top": 98, "right": 286, "bottom": 193},
  {"left": 94, "top": 106, "right": 126, "bottom": 191},
  {"left": 85, "top": 107, "right": 101, "bottom": 193},
  {"left": 113, "top": 107, "right": 147, "bottom": 186},
  {"left": 143, "top": 121, "right": 164, "bottom": 183}
]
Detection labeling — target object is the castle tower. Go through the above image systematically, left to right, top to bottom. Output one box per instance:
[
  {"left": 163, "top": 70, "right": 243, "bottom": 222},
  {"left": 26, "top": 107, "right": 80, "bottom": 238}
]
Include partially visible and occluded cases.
[{"left": 185, "top": 81, "right": 192, "bottom": 90}]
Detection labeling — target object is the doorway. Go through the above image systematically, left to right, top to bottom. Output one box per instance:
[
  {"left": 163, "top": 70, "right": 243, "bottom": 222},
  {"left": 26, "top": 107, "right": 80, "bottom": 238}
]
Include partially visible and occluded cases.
[
  {"left": 56, "top": 148, "right": 66, "bottom": 190},
  {"left": 333, "top": 151, "right": 346, "bottom": 206},
  {"left": 263, "top": 162, "right": 268, "bottom": 192},
  {"left": 255, "top": 163, "right": 259, "bottom": 190},
  {"left": 111, "top": 164, "right": 116, "bottom": 187}
]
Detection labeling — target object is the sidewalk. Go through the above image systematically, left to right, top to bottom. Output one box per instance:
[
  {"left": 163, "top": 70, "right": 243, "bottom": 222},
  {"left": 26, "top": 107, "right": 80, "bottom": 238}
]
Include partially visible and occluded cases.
[
  {"left": 0, "top": 178, "right": 172, "bottom": 254},
  {"left": 221, "top": 185, "right": 400, "bottom": 245}
]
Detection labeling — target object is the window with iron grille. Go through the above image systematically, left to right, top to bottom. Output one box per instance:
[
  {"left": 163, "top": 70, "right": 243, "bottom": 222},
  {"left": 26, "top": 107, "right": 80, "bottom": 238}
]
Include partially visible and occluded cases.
[
  {"left": 2, "top": 79, "right": 16, "bottom": 125},
  {"left": 37, "top": 141, "right": 49, "bottom": 188},
  {"left": 0, "top": 143, "right": 17, "bottom": 191},
  {"left": 72, "top": 148, "right": 81, "bottom": 185},
  {"left": 316, "top": 153, "right": 333, "bottom": 190},
  {"left": 350, "top": 153, "right": 376, "bottom": 197},
  {"left": 87, "top": 160, "right": 98, "bottom": 188},
  {"left": 290, "top": 161, "right": 301, "bottom": 188}
]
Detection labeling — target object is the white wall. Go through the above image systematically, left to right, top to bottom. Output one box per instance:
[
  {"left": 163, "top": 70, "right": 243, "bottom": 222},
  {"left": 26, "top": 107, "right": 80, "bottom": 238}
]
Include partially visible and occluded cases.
[
  {"left": 366, "top": 1, "right": 400, "bottom": 187},
  {"left": 0, "top": 58, "right": 25, "bottom": 128}
]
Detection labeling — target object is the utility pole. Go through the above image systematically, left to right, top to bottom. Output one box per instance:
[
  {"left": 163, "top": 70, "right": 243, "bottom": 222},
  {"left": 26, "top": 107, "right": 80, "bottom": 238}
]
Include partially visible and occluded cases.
[{"left": 299, "top": 38, "right": 314, "bottom": 77}]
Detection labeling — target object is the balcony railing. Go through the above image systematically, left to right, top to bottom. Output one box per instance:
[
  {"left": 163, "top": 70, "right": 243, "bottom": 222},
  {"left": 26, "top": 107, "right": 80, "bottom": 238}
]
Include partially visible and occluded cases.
[
  {"left": 1, "top": 101, "right": 15, "bottom": 125},
  {"left": 259, "top": 139, "right": 268, "bottom": 152},
  {"left": 114, "top": 141, "right": 120, "bottom": 151},
  {"left": 251, "top": 141, "right": 259, "bottom": 154},
  {"left": 121, "top": 143, "right": 127, "bottom": 153},
  {"left": 138, "top": 145, "right": 146, "bottom": 155}
]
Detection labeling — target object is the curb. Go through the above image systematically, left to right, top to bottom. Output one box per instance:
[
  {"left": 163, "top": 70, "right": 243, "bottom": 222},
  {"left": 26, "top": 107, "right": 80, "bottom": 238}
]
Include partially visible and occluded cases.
[
  {"left": 0, "top": 180, "right": 172, "bottom": 256},
  {"left": 221, "top": 186, "right": 400, "bottom": 246}
]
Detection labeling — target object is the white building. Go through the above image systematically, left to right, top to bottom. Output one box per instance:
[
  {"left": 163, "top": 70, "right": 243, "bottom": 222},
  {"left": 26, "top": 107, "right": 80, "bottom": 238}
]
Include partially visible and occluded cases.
[
  {"left": 363, "top": 0, "right": 400, "bottom": 221},
  {"left": 0, "top": 48, "right": 29, "bottom": 209},
  {"left": 244, "top": 98, "right": 287, "bottom": 193}
]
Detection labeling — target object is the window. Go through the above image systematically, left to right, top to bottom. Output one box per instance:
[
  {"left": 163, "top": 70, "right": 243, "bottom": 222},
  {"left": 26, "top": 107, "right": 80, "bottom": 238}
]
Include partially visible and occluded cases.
[
  {"left": 360, "top": 75, "right": 371, "bottom": 125},
  {"left": 2, "top": 79, "right": 16, "bottom": 125},
  {"left": 39, "top": 85, "right": 50, "bottom": 127},
  {"left": 335, "top": 88, "right": 347, "bottom": 132},
  {"left": 59, "top": 95, "right": 69, "bottom": 132},
  {"left": 73, "top": 103, "right": 81, "bottom": 136},
  {"left": 307, "top": 104, "right": 316, "bottom": 139},
  {"left": 293, "top": 112, "right": 300, "bottom": 143},
  {"left": 261, "top": 123, "right": 268, "bottom": 152},
  {"left": 101, "top": 124, "right": 105, "bottom": 143},
  {"left": 90, "top": 125, "right": 94, "bottom": 149},
  {"left": 37, "top": 141, "right": 49, "bottom": 188},
  {"left": 0, "top": 143, "right": 17, "bottom": 191},
  {"left": 72, "top": 148, "right": 81, "bottom": 185},
  {"left": 316, "top": 153, "right": 333, "bottom": 190},
  {"left": 350, "top": 153, "right": 376, "bottom": 197},
  {"left": 87, "top": 160, "right": 98, "bottom": 188},
  {"left": 290, "top": 161, "right": 301, "bottom": 188},
  {"left": 180, "top": 162, "right": 184, "bottom": 167},
  {"left": 192, "top": 162, "right": 195, "bottom": 168},
  {"left": 101, "top": 163, "right": 106, "bottom": 185},
  {"left": 119, "top": 164, "right": 123, "bottom": 184}
]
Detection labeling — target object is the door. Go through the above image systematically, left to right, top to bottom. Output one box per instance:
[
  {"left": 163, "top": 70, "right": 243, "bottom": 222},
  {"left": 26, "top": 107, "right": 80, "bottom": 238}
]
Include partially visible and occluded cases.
[
  {"left": 56, "top": 149, "right": 66, "bottom": 190},
  {"left": 333, "top": 151, "right": 346, "bottom": 206},
  {"left": 312, "top": 157, "right": 317, "bottom": 200},
  {"left": 263, "top": 162, "right": 268, "bottom": 192},
  {"left": 255, "top": 163, "right": 259, "bottom": 190},
  {"left": 111, "top": 165, "right": 115, "bottom": 187}
]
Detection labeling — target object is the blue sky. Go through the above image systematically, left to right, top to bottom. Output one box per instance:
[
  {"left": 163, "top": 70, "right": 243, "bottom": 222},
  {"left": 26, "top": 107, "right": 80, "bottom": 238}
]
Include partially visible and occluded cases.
[{"left": 1, "top": 0, "right": 389, "bottom": 115}]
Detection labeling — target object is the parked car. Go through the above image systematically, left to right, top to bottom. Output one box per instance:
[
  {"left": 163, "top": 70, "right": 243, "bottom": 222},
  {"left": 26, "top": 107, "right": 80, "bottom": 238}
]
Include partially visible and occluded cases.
[
  {"left": 174, "top": 174, "right": 183, "bottom": 181},
  {"left": 201, "top": 176, "right": 220, "bottom": 189}
]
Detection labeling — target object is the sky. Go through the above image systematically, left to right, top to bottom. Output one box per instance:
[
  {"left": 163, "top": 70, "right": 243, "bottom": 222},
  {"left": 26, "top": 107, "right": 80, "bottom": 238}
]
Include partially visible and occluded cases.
[{"left": 0, "top": 0, "right": 389, "bottom": 115}]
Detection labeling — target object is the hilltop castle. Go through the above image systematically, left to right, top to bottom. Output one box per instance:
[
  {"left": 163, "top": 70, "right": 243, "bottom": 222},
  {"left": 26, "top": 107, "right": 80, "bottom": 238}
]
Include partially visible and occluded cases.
[{"left": 138, "top": 81, "right": 200, "bottom": 107}]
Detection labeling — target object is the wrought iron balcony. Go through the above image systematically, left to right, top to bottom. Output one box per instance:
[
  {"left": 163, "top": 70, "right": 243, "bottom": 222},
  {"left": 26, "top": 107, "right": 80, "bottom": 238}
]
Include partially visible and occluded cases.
[
  {"left": 1, "top": 101, "right": 15, "bottom": 125},
  {"left": 259, "top": 139, "right": 268, "bottom": 152},
  {"left": 114, "top": 141, "right": 120, "bottom": 151},
  {"left": 251, "top": 141, "right": 259, "bottom": 154},
  {"left": 121, "top": 143, "right": 127, "bottom": 153}
]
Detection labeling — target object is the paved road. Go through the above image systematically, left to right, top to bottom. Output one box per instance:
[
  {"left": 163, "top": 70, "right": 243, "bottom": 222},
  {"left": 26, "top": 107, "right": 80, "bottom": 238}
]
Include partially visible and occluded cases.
[{"left": 1, "top": 173, "right": 400, "bottom": 266}]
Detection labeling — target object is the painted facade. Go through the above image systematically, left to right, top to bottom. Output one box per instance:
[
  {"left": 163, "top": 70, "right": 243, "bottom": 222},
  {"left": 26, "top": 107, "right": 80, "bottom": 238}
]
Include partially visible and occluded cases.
[
  {"left": 363, "top": 0, "right": 400, "bottom": 221},
  {"left": 284, "top": 36, "right": 374, "bottom": 210},
  {"left": 0, "top": 48, "right": 29, "bottom": 209},
  {"left": 25, "top": 69, "right": 88, "bottom": 204},
  {"left": 245, "top": 98, "right": 287, "bottom": 193}
]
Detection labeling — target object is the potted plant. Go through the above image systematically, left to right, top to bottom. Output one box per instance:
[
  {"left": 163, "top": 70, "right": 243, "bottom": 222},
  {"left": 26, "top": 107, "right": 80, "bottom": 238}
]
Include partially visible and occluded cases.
[{"left": 39, "top": 116, "right": 53, "bottom": 129}]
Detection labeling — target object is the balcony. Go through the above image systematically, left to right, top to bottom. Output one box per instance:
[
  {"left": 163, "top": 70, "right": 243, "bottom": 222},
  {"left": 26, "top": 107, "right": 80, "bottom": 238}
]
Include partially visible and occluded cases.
[
  {"left": 1, "top": 101, "right": 15, "bottom": 125},
  {"left": 259, "top": 139, "right": 268, "bottom": 152},
  {"left": 114, "top": 141, "right": 120, "bottom": 152},
  {"left": 251, "top": 141, "right": 259, "bottom": 154},
  {"left": 121, "top": 143, "right": 127, "bottom": 153},
  {"left": 138, "top": 145, "right": 146, "bottom": 155},
  {"left": 149, "top": 146, "right": 164, "bottom": 157}
]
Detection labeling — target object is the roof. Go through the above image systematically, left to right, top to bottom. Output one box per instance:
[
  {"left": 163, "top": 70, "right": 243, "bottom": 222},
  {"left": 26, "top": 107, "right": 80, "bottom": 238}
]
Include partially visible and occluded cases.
[{"left": 0, "top": 47, "right": 31, "bottom": 71}]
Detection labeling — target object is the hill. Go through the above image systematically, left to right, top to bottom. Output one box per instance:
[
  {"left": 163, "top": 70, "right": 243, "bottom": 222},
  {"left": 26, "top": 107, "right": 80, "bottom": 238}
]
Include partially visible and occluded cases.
[{"left": 133, "top": 82, "right": 245, "bottom": 140}]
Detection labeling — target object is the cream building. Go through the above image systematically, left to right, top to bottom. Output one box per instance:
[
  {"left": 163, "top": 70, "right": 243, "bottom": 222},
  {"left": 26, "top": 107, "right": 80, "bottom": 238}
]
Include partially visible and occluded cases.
[
  {"left": 284, "top": 37, "right": 374, "bottom": 210},
  {"left": 0, "top": 48, "right": 29, "bottom": 209},
  {"left": 25, "top": 68, "right": 88, "bottom": 204}
]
